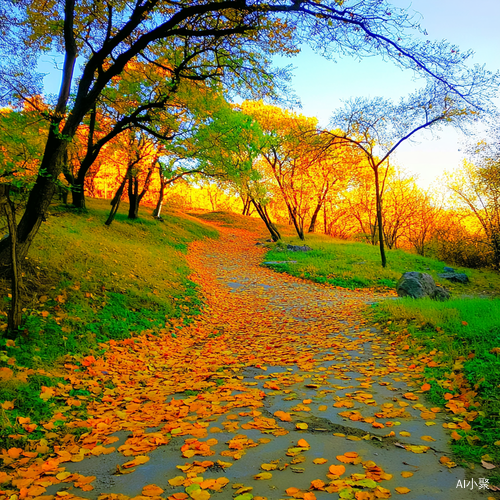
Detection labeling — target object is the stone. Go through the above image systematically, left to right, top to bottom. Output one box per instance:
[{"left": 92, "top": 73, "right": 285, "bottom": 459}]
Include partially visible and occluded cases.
[
  {"left": 287, "top": 244, "right": 312, "bottom": 252},
  {"left": 443, "top": 266, "right": 455, "bottom": 273},
  {"left": 396, "top": 272, "right": 450, "bottom": 301},
  {"left": 438, "top": 272, "right": 469, "bottom": 284},
  {"left": 432, "top": 287, "right": 452, "bottom": 302}
]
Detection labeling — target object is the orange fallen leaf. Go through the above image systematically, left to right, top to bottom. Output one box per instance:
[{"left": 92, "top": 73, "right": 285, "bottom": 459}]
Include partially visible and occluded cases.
[{"left": 329, "top": 464, "right": 346, "bottom": 476}]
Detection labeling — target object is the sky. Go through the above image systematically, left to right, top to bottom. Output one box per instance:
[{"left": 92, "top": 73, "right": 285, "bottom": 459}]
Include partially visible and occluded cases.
[
  {"left": 37, "top": 0, "right": 500, "bottom": 189},
  {"left": 272, "top": 0, "right": 500, "bottom": 188}
]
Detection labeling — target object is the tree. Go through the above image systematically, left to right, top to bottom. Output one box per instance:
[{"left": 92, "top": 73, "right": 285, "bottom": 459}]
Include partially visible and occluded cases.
[
  {"left": 0, "top": 0, "right": 496, "bottom": 267},
  {"left": 328, "top": 81, "right": 489, "bottom": 267},
  {"left": 243, "top": 100, "right": 332, "bottom": 240},
  {"left": 0, "top": 106, "right": 48, "bottom": 330},
  {"left": 447, "top": 158, "right": 500, "bottom": 269}
]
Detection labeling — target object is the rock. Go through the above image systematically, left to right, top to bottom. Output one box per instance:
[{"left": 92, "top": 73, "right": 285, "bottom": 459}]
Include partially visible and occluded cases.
[
  {"left": 287, "top": 244, "right": 312, "bottom": 252},
  {"left": 443, "top": 266, "right": 455, "bottom": 273},
  {"left": 396, "top": 272, "right": 450, "bottom": 301},
  {"left": 438, "top": 272, "right": 469, "bottom": 284},
  {"left": 432, "top": 287, "right": 451, "bottom": 302}
]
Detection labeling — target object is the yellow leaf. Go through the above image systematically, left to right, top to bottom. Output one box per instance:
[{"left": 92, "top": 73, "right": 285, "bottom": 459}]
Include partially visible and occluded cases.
[
  {"left": 296, "top": 423, "right": 308, "bottom": 430},
  {"left": 399, "top": 431, "right": 411, "bottom": 437},
  {"left": 421, "top": 435, "right": 436, "bottom": 442},
  {"left": 405, "top": 445, "right": 430, "bottom": 454},
  {"left": 313, "top": 458, "right": 328, "bottom": 464},
  {"left": 261, "top": 463, "right": 277, "bottom": 471},
  {"left": 401, "top": 471, "right": 413, "bottom": 478},
  {"left": 56, "top": 472, "right": 72, "bottom": 481},
  {"left": 253, "top": 472, "right": 272, "bottom": 480},
  {"left": 169, "top": 476, "right": 186, "bottom": 486},
  {"left": 395, "top": 487, "right": 411, "bottom": 494},
  {"left": 190, "top": 489, "right": 211, "bottom": 500}
]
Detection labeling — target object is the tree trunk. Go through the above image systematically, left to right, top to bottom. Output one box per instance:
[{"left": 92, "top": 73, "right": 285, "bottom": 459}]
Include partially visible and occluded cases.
[
  {"left": 0, "top": 128, "right": 71, "bottom": 264},
  {"left": 374, "top": 167, "right": 387, "bottom": 268},
  {"left": 128, "top": 177, "right": 140, "bottom": 219},
  {"left": 105, "top": 178, "right": 127, "bottom": 226},
  {"left": 153, "top": 181, "right": 166, "bottom": 218},
  {"left": 71, "top": 184, "right": 86, "bottom": 209},
  {"left": 0, "top": 186, "right": 22, "bottom": 332},
  {"left": 252, "top": 199, "right": 281, "bottom": 241},
  {"left": 308, "top": 201, "right": 323, "bottom": 233},
  {"left": 287, "top": 204, "right": 305, "bottom": 240}
]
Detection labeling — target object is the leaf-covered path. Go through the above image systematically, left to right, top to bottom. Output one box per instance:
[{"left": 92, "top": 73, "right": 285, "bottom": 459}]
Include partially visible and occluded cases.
[{"left": 1, "top": 225, "right": 491, "bottom": 499}]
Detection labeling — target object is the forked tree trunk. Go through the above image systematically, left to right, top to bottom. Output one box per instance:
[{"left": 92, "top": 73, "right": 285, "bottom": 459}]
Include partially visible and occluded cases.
[
  {"left": 374, "top": 167, "right": 387, "bottom": 267},
  {"left": 105, "top": 177, "right": 127, "bottom": 226},
  {"left": 252, "top": 199, "right": 281, "bottom": 241},
  {"left": 308, "top": 201, "right": 323, "bottom": 233}
]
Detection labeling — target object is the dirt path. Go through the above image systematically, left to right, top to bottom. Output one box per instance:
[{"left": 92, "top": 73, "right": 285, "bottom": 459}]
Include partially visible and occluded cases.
[{"left": 2, "top": 225, "right": 492, "bottom": 499}]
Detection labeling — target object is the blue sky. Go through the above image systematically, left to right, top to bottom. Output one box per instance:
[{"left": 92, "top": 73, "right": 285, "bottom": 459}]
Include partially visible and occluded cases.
[
  {"left": 38, "top": 0, "right": 500, "bottom": 189},
  {"left": 272, "top": 0, "right": 500, "bottom": 188}
]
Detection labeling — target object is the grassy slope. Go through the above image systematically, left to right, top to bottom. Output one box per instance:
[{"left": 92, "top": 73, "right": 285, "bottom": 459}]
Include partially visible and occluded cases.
[
  {"left": 0, "top": 199, "right": 217, "bottom": 440},
  {"left": 262, "top": 228, "right": 500, "bottom": 468},
  {"left": 263, "top": 232, "right": 500, "bottom": 294}
]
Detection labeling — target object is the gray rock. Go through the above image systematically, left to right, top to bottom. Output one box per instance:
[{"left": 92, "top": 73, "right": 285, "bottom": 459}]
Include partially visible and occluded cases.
[
  {"left": 287, "top": 244, "right": 312, "bottom": 252},
  {"left": 396, "top": 272, "right": 450, "bottom": 301},
  {"left": 438, "top": 272, "right": 469, "bottom": 284},
  {"left": 432, "top": 287, "right": 452, "bottom": 301}
]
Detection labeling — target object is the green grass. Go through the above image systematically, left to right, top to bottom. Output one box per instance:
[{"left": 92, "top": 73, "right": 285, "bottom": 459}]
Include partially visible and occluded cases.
[
  {"left": 0, "top": 198, "right": 217, "bottom": 441},
  {"left": 261, "top": 229, "right": 500, "bottom": 467},
  {"left": 263, "top": 233, "right": 500, "bottom": 294},
  {"left": 374, "top": 297, "right": 500, "bottom": 466}
]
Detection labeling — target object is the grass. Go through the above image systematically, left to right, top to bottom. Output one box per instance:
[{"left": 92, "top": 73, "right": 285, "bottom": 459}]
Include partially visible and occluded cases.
[
  {"left": 0, "top": 198, "right": 217, "bottom": 441},
  {"left": 261, "top": 228, "right": 500, "bottom": 467},
  {"left": 263, "top": 232, "right": 500, "bottom": 295},
  {"left": 373, "top": 297, "right": 500, "bottom": 468}
]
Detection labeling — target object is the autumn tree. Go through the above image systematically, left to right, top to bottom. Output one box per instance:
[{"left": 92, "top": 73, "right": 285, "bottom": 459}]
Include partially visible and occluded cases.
[
  {"left": 0, "top": 0, "right": 496, "bottom": 270},
  {"left": 328, "top": 81, "right": 490, "bottom": 267},
  {"left": 183, "top": 99, "right": 283, "bottom": 240},
  {"left": 243, "top": 100, "right": 342, "bottom": 240},
  {"left": 447, "top": 158, "right": 500, "bottom": 269},
  {"left": 405, "top": 188, "right": 444, "bottom": 256}
]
